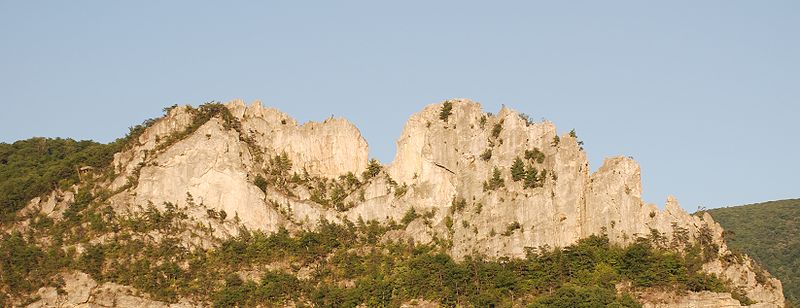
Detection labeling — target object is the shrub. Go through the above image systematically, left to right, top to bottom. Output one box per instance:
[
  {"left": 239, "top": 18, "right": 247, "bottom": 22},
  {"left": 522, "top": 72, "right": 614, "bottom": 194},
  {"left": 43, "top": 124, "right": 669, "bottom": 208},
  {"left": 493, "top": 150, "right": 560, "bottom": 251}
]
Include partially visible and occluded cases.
[
  {"left": 519, "top": 113, "right": 534, "bottom": 126},
  {"left": 491, "top": 123, "right": 503, "bottom": 138},
  {"left": 524, "top": 148, "right": 546, "bottom": 164},
  {"left": 480, "top": 149, "right": 492, "bottom": 161},
  {"left": 267, "top": 153, "right": 292, "bottom": 177},
  {"left": 362, "top": 159, "right": 382, "bottom": 180},
  {"left": 254, "top": 174, "right": 268, "bottom": 193},
  {"left": 394, "top": 183, "right": 408, "bottom": 197},
  {"left": 451, "top": 197, "right": 467, "bottom": 213},
  {"left": 402, "top": 207, "right": 420, "bottom": 225},
  {"left": 502, "top": 221, "right": 522, "bottom": 236},
  {"left": 78, "top": 244, "right": 105, "bottom": 280}
]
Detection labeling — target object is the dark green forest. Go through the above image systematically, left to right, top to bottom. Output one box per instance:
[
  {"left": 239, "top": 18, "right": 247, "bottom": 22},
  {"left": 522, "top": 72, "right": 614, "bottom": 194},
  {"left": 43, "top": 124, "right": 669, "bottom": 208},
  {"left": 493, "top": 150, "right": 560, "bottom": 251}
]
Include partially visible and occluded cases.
[
  {"left": 0, "top": 115, "right": 156, "bottom": 222},
  {"left": 708, "top": 199, "right": 800, "bottom": 306}
]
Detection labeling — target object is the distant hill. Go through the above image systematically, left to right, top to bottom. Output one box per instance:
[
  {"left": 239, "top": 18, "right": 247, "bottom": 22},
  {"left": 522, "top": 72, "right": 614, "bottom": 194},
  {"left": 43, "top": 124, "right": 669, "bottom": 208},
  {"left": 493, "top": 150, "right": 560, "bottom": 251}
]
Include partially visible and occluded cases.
[{"left": 708, "top": 198, "right": 800, "bottom": 306}]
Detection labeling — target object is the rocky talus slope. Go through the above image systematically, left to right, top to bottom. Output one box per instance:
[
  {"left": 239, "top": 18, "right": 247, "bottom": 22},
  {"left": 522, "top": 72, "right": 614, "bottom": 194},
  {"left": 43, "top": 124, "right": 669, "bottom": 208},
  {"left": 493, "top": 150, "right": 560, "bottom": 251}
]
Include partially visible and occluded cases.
[{"left": 11, "top": 99, "right": 784, "bottom": 307}]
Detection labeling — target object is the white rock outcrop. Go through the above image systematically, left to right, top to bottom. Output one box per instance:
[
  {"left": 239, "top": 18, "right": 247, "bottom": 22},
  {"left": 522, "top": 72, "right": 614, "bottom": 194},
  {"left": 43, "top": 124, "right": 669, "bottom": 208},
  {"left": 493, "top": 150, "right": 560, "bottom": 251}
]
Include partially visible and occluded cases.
[
  {"left": 47, "top": 98, "right": 783, "bottom": 307},
  {"left": 27, "top": 271, "right": 194, "bottom": 308}
]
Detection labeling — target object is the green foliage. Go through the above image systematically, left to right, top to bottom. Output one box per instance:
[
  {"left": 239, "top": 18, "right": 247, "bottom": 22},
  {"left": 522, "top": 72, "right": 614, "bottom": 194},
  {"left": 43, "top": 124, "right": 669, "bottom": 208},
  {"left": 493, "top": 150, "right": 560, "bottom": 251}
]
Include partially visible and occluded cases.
[
  {"left": 439, "top": 101, "right": 453, "bottom": 121},
  {"left": 154, "top": 102, "right": 241, "bottom": 152},
  {"left": 0, "top": 103, "right": 245, "bottom": 222},
  {"left": 519, "top": 113, "right": 534, "bottom": 126},
  {"left": 491, "top": 122, "right": 503, "bottom": 138},
  {"left": 569, "top": 129, "right": 585, "bottom": 149},
  {"left": 552, "top": 135, "right": 560, "bottom": 146},
  {"left": 0, "top": 138, "right": 121, "bottom": 221},
  {"left": 524, "top": 148, "right": 546, "bottom": 164},
  {"left": 480, "top": 149, "right": 492, "bottom": 161},
  {"left": 266, "top": 152, "right": 293, "bottom": 188},
  {"left": 511, "top": 157, "right": 526, "bottom": 181},
  {"left": 362, "top": 159, "right": 382, "bottom": 181},
  {"left": 524, "top": 166, "right": 543, "bottom": 189},
  {"left": 483, "top": 167, "right": 505, "bottom": 191},
  {"left": 304, "top": 172, "right": 364, "bottom": 211},
  {"left": 253, "top": 174, "right": 268, "bottom": 193},
  {"left": 394, "top": 183, "right": 408, "bottom": 198},
  {"left": 450, "top": 197, "right": 467, "bottom": 214},
  {"left": 708, "top": 199, "right": 800, "bottom": 306},
  {"left": 4, "top": 207, "right": 753, "bottom": 307},
  {"left": 401, "top": 207, "right": 420, "bottom": 225},
  {"left": 444, "top": 216, "right": 454, "bottom": 231},
  {"left": 502, "top": 221, "right": 522, "bottom": 236},
  {"left": 0, "top": 232, "right": 72, "bottom": 298},
  {"left": 78, "top": 244, "right": 105, "bottom": 280},
  {"left": 212, "top": 270, "right": 300, "bottom": 307},
  {"left": 527, "top": 284, "right": 641, "bottom": 308}
]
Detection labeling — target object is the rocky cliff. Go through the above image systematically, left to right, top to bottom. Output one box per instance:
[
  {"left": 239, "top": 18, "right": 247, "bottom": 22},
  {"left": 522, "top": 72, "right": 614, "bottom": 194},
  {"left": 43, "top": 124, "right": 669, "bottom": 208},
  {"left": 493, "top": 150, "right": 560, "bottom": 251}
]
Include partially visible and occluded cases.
[{"left": 13, "top": 99, "right": 784, "bottom": 307}]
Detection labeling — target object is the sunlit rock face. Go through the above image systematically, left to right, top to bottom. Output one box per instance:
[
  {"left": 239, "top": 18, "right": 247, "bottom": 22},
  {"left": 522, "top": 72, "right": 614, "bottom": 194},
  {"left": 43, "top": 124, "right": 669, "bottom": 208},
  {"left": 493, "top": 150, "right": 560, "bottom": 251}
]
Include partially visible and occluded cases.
[{"left": 42, "top": 98, "right": 780, "bottom": 307}]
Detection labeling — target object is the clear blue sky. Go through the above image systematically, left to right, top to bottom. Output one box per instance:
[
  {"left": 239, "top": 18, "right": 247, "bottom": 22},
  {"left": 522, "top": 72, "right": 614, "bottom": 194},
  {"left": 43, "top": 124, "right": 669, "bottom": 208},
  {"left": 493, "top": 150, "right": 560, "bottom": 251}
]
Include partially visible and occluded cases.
[{"left": 1, "top": 1, "right": 797, "bottom": 211}]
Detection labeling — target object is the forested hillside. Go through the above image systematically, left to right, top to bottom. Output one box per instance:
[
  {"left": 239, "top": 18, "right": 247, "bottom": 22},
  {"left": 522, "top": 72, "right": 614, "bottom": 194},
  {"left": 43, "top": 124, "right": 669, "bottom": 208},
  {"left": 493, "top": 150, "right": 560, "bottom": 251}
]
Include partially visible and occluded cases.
[
  {"left": 0, "top": 116, "right": 158, "bottom": 222},
  {"left": 709, "top": 199, "right": 800, "bottom": 306}
]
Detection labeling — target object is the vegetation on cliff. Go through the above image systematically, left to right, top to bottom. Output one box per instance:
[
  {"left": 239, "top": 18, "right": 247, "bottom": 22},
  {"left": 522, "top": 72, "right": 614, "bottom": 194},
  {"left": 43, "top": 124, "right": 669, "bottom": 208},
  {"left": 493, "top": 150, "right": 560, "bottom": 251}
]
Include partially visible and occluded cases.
[
  {"left": 0, "top": 102, "right": 777, "bottom": 306},
  {"left": 0, "top": 133, "right": 142, "bottom": 222},
  {"left": 1, "top": 192, "right": 745, "bottom": 307},
  {"left": 708, "top": 198, "right": 800, "bottom": 306}
]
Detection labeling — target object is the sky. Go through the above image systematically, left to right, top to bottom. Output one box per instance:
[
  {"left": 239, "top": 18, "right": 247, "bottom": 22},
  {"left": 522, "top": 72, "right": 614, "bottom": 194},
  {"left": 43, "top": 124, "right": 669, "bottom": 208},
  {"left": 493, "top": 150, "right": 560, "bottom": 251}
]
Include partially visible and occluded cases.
[{"left": 1, "top": 1, "right": 798, "bottom": 211}]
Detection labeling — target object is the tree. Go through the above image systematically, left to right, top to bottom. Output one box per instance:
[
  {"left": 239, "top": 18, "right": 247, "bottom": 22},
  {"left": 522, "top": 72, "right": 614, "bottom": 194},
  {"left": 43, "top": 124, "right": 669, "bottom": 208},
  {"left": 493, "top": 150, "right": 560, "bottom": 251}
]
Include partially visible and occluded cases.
[
  {"left": 439, "top": 101, "right": 453, "bottom": 121},
  {"left": 269, "top": 153, "right": 292, "bottom": 176},
  {"left": 510, "top": 157, "right": 526, "bottom": 181},
  {"left": 362, "top": 159, "right": 382, "bottom": 180},
  {"left": 524, "top": 166, "right": 539, "bottom": 189},
  {"left": 484, "top": 167, "right": 505, "bottom": 191}
]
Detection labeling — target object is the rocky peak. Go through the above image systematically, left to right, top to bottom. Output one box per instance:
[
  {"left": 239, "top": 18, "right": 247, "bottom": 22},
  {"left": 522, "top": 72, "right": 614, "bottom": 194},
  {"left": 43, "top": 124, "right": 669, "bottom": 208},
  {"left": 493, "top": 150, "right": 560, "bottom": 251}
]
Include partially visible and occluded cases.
[{"left": 16, "top": 98, "right": 785, "bottom": 307}]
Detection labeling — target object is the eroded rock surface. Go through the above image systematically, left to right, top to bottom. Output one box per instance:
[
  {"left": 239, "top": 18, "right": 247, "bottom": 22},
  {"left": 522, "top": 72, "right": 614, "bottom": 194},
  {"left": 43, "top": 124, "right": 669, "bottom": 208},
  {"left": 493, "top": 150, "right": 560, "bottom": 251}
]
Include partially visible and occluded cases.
[{"left": 27, "top": 271, "right": 195, "bottom": 308}]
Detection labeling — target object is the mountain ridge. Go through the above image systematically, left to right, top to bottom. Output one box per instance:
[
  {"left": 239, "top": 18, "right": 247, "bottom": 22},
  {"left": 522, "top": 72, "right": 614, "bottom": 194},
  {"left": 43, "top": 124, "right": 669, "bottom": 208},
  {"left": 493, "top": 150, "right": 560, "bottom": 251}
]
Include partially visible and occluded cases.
[
  {"left": 1, "top": 99, "right": 786, "bottom": 307},
  {"left": 709, "top": 198, "right": 800, "bottom": 307}
]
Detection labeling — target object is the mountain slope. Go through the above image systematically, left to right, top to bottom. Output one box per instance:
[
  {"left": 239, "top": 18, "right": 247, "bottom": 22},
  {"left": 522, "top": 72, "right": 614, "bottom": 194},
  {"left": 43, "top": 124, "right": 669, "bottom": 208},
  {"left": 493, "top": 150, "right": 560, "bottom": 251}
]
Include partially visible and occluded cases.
[
  {"left": 0, "top": 99, "right": 786, "bottom": 307},
  {"left": 709, "top": 199, "right": 800, "bottom": 306}
]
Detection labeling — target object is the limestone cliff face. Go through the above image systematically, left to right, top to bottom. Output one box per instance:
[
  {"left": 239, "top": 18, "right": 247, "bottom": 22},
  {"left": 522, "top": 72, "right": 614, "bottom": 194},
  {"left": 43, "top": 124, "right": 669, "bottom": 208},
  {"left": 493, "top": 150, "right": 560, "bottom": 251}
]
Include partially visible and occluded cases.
[
  {"left": 24, "top": 98, "right": 783, "bottom": 307},
  {"left": 229, "top": 99, "right": 369, "bottom": 178},
  {"left": 27, "top": 271, "right": 195, "bottom": 308}
]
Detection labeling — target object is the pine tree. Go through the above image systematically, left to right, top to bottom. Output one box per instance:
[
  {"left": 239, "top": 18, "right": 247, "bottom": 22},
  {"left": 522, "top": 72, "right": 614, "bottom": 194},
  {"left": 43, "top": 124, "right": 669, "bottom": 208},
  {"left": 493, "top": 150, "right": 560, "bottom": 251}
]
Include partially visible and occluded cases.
[
  {"left": 439, "top": 101, "right": 453, "bottom": 121},
  {"left": 511, "top": 157, "right": 526, "bottom": 181},
  {"left": 524, "top": 166, "right": 539, "bottom": 189}
]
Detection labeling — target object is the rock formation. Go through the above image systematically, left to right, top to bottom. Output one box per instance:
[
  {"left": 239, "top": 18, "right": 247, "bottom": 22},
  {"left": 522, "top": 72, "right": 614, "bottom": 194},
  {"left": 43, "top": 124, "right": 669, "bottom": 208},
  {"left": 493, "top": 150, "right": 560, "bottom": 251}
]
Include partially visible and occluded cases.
[{"left": 16, "top": 99, "right": 785, "bottom": 307}]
